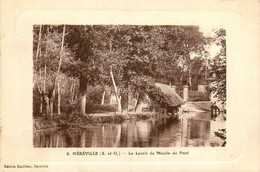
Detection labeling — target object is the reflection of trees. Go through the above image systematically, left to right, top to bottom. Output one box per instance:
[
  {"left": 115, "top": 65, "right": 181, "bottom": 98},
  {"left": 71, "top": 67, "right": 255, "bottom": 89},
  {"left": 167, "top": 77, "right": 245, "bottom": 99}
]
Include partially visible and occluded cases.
[
  {"left": 33, "top": 113, "right": 216, "bottom": 148},
  {"left": 142, "top": 115, "right": 211, "bottom": 147},
  {"left": 179, "top": 115, "right": 211, "bottom": 147},
  {"left": 119, "top": 117, "right": 179, "bottom": 147},
  {"left": 148, "top": 117, "right": 182, "bottom": 147},
  {"left": 33, "top": 118, "right": 182, "bottom": 147},
  {"left": 188, "top": 119, "right": 210, "bottom": 146},
  {"left": 120, "top": 120, "right": 154, "bottom": 147},
  {"left": 120, "top": 122, "right": 138, "bottom": 147},
  {"left": 32, "top": 125, "right": 123, "bottom": 147},
  {"left": 80, "top": 125, "right": 122, "bottom": 147},
  {"left": 114, "top": 125, "right": 121, "bottom": 147},
  {"left": 34, "top": 130, "right": 82, "bottom": 147},
  {"left": 81, "top": 130, "right": 85, "bottom": 147}
]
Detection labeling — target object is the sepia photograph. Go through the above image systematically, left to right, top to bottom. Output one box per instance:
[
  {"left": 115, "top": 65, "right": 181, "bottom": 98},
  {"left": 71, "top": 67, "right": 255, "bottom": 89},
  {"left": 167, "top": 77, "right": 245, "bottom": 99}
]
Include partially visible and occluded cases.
[
  {"left": 1, "top": 0, "right": 260, "bottom": 170},
  {"left": 2, "top": 0, "right": 260, "bottom": 170},
  {"left": 33, "top": 25, "right": 226, "bottom": 148}
]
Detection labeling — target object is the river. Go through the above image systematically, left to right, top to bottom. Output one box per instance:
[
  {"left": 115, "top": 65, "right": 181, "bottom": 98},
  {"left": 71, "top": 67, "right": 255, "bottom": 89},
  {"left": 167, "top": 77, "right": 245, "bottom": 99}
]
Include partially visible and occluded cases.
[{"left": 33, "top": 112, "right": 226, "bottom": 147}]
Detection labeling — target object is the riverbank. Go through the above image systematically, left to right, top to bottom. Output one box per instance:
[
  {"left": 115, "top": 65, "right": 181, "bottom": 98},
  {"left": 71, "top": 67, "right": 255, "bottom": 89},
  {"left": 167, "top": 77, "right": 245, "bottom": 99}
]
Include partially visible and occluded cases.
[{"left": 33, "top": 112, "right": 176, "bottom": 131}]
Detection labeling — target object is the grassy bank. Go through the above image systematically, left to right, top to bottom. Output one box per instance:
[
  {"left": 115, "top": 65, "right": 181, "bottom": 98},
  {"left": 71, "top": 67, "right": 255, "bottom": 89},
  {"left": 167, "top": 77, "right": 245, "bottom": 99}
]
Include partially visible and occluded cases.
[{"left": 33, "top": 112, "right": 176, "bottom": 131}]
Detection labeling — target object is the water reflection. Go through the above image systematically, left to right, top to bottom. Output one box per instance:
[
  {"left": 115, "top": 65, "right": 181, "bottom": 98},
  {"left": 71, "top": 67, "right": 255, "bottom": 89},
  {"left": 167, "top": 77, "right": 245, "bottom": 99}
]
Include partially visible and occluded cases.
[{"left": 33, "top": 112, "right": 226, "bottom": 147}]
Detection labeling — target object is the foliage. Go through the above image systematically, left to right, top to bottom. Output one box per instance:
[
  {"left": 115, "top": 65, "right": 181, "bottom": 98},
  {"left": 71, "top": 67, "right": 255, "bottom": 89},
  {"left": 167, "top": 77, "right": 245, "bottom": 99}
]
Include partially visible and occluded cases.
[
  {"left": 33, "top": 25, "right": 224, "bottom": 117},
  {"left": 211, "top": 29, "right": 226, "bottom": 104},
  {"left": 85, "top": 104, "right": 117, "bottom": 114}
]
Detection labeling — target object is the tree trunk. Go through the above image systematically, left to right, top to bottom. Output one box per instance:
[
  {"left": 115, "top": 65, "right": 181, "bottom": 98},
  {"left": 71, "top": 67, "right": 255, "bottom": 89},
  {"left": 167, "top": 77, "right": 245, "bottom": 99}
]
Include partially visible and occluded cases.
[
  {"left": 36, "top": 25, "right": 42, "bottom": 60},
  {"left": 47, "top": 25, "right": 66, "bottom": 116},
  {"left": 205, "top": 57, "right": 208, "bottom": 81},
  {"left": 42, "top": 63, "right": 47, "bottom": 115},
  {"left": 43, "top": 63, "right": 46, "bottom": 92},
  {"left": 110, "top": 66, "right": 122, "bottom": 113},
  {"left": 188, "top": 67, "right": 192, "bottom": 89},
  {"left": 36, "top": 68, "right": 45, "bottom": 115},
  {"left": 78, "top": 75, "right": 88, "bottom": 115},
  {"left": 69, "top": 78, "right": 76, "bottom": 105},
  {"left": 69, "top": 78, "right": 73, "bottom": 104},
  {"left": 57, "top": 80, "right": 61, "bottom": 115},
  {"left": 127, "top": 87, "right": 131, "bottom": 112},
  {"left": 101, "top": 91, "right": 106, "bottom": 105},
  {"left": 134, "top": 93, "right": 140, "bottom": 112},
  {"left": 134, "top": 93, "right": 146, "bottom": 112},
  {"left": 79, "top": 94, "right": 87, "bottom": 115},
  {"left": 110, "top": 94, "right": 113, "bottom": 105},
  {"left": 40, "top": 96, "right": 43, "bottom": 114},
  {"left": 117, "top": 96, "right": 122, "bottom": 113},
  {"left": 45, "top": 97, "right": 50, "bottom": 115},
  {"left": 50, "top": 100, "right": 54, "bottom": 117},
  {"left": 135, "top": 102, "right": 144, "bottom": 112}
]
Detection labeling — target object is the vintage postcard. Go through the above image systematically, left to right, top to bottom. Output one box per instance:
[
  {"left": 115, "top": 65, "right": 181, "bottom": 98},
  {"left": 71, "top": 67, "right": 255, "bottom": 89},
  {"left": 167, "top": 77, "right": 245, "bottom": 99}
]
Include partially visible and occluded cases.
[{"left": 1, "top": 0, "right": 260, "bottom": 171}]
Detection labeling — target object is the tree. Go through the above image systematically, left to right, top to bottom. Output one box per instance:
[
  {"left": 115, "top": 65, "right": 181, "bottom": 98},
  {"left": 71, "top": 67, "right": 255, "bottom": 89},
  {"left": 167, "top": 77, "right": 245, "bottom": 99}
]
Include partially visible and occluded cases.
[
  {"left": 33, "top": 25, "right": 71, "bottom": 116},
  {"left": 33, "top": 25, "right": 211, "bottom": 116},
  {"left": 91, "top": 25, "right": 209, "bottom": 112},
  {"left": 65, "top": 26, "right": 105, "bottom": 115},
  {"left": 168, "top": 26, "right": 207, "bottom": 88},
  {"left": 211, "top": 28, "right": 226, "bottom": 103}
]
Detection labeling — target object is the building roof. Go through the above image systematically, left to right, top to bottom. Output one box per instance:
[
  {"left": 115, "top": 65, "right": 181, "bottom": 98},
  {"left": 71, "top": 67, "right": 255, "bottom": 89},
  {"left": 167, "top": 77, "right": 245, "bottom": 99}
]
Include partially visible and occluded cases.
[{"left": 155, "top": 83, "right": 185, "bottom": 107}]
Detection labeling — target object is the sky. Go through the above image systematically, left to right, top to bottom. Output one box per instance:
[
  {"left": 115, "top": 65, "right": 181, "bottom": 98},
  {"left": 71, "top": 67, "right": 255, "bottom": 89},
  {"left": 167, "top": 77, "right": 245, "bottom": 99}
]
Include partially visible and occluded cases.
[
  {"left": 199, "top": 25, "right": 222, "bottom": 59},
  {"left": 199, "top": 25, "right": 218, "bottom": 37}
]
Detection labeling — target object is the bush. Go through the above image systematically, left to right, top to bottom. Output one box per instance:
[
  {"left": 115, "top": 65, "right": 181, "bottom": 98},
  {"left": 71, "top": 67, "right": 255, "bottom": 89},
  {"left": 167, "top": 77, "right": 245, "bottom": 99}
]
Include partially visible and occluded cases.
[{"left": 85, "top": 103, "right": 117, "bottom": 113}]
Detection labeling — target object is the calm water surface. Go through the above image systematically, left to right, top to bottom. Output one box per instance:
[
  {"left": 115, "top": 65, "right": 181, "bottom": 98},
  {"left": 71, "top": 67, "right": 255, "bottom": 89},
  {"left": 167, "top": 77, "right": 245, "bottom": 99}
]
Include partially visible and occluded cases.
[{"left": 33, "top": 112, "right": 226, "bottom": 147}]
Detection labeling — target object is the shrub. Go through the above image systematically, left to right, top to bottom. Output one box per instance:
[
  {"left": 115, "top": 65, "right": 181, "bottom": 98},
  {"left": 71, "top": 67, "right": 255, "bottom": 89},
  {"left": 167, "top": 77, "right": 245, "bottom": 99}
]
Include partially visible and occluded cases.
[{"left": 85, "top": 103, "right": 117, "bottom": 113}]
